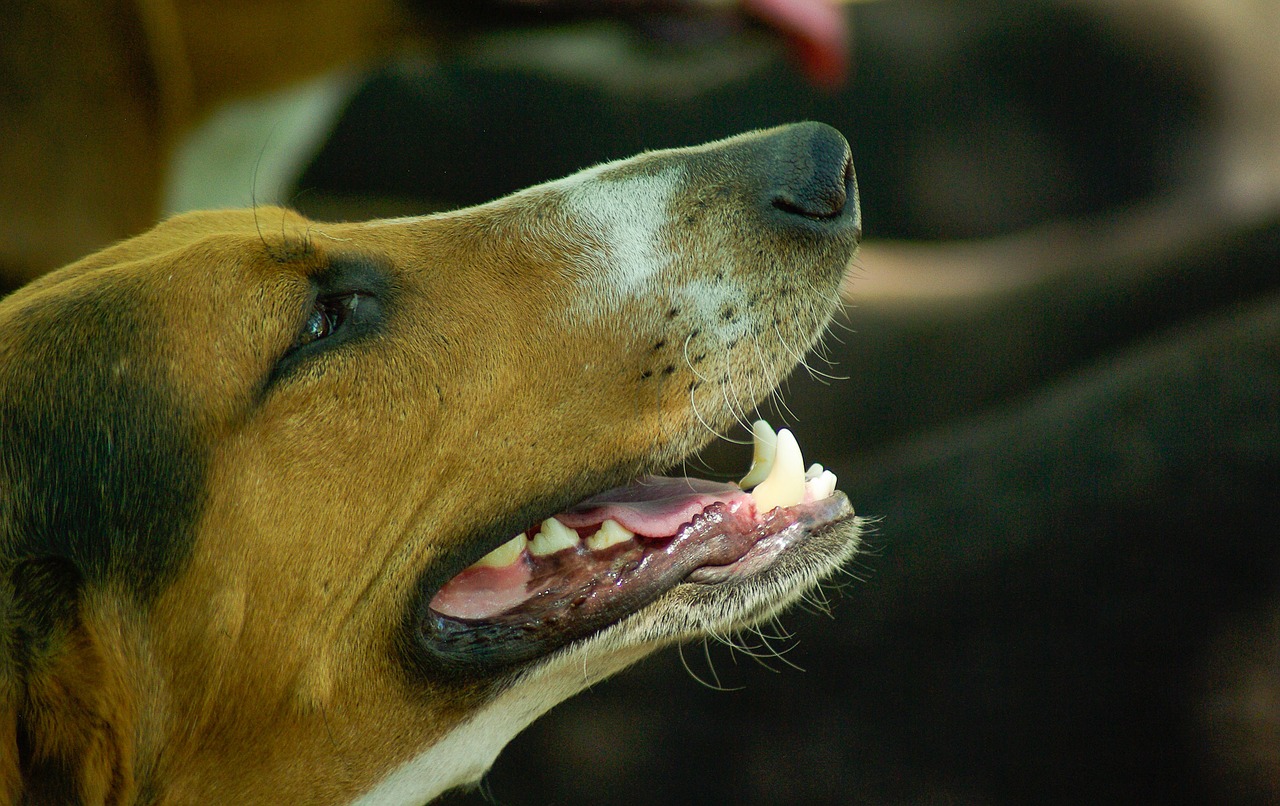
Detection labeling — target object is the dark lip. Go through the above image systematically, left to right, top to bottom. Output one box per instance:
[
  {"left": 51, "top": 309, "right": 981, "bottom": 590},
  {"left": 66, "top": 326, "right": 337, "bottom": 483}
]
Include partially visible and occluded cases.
[{"left": 411, "top": 491, "right": 855, "bottom": 677}]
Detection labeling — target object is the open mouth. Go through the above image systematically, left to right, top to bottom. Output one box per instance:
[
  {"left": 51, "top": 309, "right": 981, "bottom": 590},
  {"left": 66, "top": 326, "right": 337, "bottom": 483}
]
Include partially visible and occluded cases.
[{"left": 419, "top": 420, "right": 855, "bottom": 671}]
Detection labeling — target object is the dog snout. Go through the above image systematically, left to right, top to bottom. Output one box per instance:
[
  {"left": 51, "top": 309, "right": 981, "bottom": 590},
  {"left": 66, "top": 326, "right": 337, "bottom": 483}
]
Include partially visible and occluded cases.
[{"left": 762, "top": 122, "right": 860, "bottom": 236}]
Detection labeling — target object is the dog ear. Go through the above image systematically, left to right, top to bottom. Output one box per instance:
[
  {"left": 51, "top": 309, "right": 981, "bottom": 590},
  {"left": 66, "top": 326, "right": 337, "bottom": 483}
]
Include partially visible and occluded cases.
[{"left": 1, "top": 560, "right": 140, "bottom": 804}]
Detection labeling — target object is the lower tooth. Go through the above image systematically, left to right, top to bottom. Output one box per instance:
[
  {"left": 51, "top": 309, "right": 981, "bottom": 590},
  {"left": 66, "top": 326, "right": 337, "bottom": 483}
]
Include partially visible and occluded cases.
[
  {"left": 807, "top": 470, "right": 838, "bottom": 501},
  {"left": 529, "top": 517, "right": 579, "bottom": 556},
  {"left": 586, "top": 518, "right": 634, "bottom": 550},
  {"left": 473, "top": 533, "right": 527, "bottom": 568}
]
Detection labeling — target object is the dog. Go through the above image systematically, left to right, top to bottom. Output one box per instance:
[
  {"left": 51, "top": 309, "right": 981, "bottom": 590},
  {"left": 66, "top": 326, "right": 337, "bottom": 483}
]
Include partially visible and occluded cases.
[{"left": 0, "top": 121, "right": 862, "bottom": 804}]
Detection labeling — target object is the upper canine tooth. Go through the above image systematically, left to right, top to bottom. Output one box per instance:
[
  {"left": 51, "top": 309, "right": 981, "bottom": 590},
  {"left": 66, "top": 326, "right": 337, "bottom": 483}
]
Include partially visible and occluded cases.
[
  {"left": 739, "top": 419, "right": 778, "bottom": 489},
  {"left": 752, "top": 428, "right": 805, "bottom": 513},
  {"left": 529, "top": 517, "right": 579, "bottom": 556},
  {"left": 586, "top": 518, "right": 634, "bottom": 551},
  {"left": 473, "top": 533, "right": 527, "bottom": 568}
]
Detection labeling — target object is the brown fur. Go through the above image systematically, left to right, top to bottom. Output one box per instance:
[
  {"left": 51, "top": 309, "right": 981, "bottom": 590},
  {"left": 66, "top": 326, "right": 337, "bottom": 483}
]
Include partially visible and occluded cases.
[{"left": 0, "top": 0, "right": 410, "bottom": 287}]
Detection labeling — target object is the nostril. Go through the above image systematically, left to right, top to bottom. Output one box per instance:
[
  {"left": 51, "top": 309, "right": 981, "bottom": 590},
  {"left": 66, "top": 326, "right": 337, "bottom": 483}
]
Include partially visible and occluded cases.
[
  {"left": 766, "top": 123, "right": 854, "bottom": 221},
  {"left": 770, "top": 154, "right": 848, "bottom": 219},
  {"left": 771, "top": 184, "right": 846, "bottom": 220}
]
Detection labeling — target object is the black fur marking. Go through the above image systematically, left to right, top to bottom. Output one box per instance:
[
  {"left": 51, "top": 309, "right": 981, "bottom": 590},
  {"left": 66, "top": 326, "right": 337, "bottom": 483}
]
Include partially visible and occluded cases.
[
  {"left": 0, "top": 282, "right": 206, "bottom": 601},
  {"left": 6, "top": 558, "right": 80, "bottom": 655},
  {"left": 13, "top": 749, "right": 84, "bottom": 805}
]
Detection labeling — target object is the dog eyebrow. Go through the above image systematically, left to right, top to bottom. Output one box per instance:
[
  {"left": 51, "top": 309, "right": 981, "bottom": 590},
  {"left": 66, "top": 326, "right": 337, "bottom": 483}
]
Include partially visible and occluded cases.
[{"left": 312, "top": 252, "right": 395, "bottom": 297}]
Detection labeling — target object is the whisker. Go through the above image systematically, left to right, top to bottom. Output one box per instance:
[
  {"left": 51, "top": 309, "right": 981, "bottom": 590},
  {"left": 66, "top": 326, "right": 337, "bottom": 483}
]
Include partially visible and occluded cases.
[
  {"left": 682, "top": 332, "right": 713, "bottom": 385},
  {"left": 721, "top": 357, "right": 754, "bottom": 434},
  {"left": 689, "top": 386, "right": 733, "bottom": 443},
  {"left": 676, "top": 640, "right": 741, "bottom": 692}
]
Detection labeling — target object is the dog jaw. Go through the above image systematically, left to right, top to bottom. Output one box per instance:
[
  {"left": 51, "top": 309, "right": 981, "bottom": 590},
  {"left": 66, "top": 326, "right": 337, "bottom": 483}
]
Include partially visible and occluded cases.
[{"left": 356, "top": 124, "right": 863, "bottom": 803}]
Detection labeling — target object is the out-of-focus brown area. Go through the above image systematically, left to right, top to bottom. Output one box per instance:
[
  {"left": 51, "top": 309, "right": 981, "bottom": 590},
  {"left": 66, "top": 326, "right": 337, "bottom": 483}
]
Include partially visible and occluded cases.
[
  {"left": 0, "top": 0, "right": 412, "bottom": 286},
  {"left": 1, "top": 0, "right": 176, "bottom": 283},
  {"left": 5, "top": 1, "right": 1280, "bottom": 803}
]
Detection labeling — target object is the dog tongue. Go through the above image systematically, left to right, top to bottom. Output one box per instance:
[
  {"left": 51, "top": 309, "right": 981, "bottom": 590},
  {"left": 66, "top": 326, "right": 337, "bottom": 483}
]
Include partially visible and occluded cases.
[
  {"left": 504, "top": 0, "right": 850, "bottom": 86},
  {"left": 742, "top": 0, "right": 849, "bottom": 86},
  {"left": 558, "top": 476, "right": 749, "bottom": 537}
]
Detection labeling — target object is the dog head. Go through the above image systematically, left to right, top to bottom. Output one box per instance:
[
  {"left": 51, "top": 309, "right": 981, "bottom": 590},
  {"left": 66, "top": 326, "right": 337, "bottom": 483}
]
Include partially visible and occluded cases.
[{"left": 0, "top": 122, "right": 862, "bottom": 804}]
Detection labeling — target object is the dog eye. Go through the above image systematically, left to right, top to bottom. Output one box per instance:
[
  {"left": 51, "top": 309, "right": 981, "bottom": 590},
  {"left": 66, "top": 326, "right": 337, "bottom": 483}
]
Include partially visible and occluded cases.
[
  {"left": 266, "top": 260, "right": 390, "bottom": 389},
  {"left": 295, "top": 293, "right": 363, "bottom": 350}
]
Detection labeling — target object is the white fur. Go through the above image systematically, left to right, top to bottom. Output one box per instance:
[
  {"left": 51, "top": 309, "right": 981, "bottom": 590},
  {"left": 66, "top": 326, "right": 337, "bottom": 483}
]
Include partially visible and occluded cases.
[
  {"left": 360, "top": 158, "right": 680, "bottom": 322},
  {"left": 365, "top": 161, "right": 683, "bottom": 319},
  {"left": 557, "top": 165, "right": 682, "bottom": 314},
  {"left": 351, "top": 641, "right": 652, "bottom": 806},
  {"left": 348, "top": 688, "right": 556, "bottom": 806}
]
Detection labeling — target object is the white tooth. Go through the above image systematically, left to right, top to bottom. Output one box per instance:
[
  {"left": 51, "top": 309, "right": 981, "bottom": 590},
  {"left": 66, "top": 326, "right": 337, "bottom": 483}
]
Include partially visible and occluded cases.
[
  {"left": 739, "top": 419, "right": 778, "bottom": 489},
  {"left": 752, "top": 428, "right": 805, "bottom": 513},
  {"left": 805, "top": 462, "right": 825, "bottom": 480},
  {"left": 806, "top": 469, "right": 838, "bottom": 501},
  {"left": 529, "top": 517, "right": 579, "bottom": 556},
  {"left": 586, "top": 518, "right": 634, "bottom": 551},
  {"left": 472, "top": 533, "right": 527, "bottom": 568}
]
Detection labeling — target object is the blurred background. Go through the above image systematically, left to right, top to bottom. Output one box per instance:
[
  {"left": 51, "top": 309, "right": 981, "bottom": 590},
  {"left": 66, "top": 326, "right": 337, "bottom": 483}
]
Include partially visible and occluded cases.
[{"left": 4, "top": 0, "right": 1280, "bottom": 802}]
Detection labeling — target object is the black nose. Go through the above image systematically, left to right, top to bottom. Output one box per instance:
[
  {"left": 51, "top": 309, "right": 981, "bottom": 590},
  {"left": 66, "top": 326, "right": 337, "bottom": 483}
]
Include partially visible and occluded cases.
[{"left": 765, "top": 122, "right": 857, "bottom": 223}]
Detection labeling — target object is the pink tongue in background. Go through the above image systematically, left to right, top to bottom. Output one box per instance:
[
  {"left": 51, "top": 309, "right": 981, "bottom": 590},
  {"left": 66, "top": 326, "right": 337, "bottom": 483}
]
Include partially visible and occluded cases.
[
  {"left": 506, "top": 0, "right": 850, "bottom": 87},
  {"left": 743, "top": 0, "right": 850, "bottom": 86},
  {"left": 559, "top": 476, "right": 750, "bottom": 538}
]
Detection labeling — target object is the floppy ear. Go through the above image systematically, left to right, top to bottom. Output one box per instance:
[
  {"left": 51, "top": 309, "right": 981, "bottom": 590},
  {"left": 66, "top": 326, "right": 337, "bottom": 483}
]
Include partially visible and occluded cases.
[
  {"left": 0, "top": 266, "right": 208, "bottom": 803},
  {"left": 0, "top": 560, "right": 140, "bottom": 805}
]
